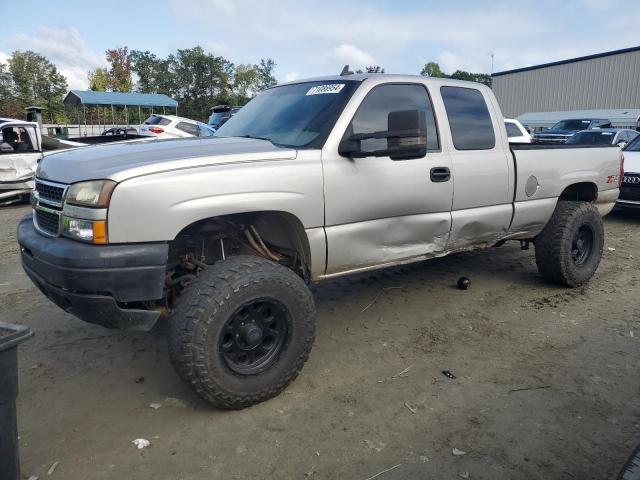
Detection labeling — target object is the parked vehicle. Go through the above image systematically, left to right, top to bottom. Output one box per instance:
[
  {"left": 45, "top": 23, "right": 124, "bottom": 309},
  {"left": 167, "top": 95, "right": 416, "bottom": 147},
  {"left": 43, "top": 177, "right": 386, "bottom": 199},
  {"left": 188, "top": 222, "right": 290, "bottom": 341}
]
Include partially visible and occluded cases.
[
  {"left": 18, "top": 74, "right": 622, "bottom": 409},
  {"left": 208, "top": 105, "right": 241, "bottom": 129},
  {"left": 139, "top": 114, "right": 216, "bottom": 139},
  {"left": 504, "top": 118, "right": 532, "bottom": 143},
  {"left": 533, "top": 118, "right": 613, "bottom": 144},
  {"left": 1, "top": 119, "right": 48, "bottom": 205},
  {"left": 565, "top": 128, "right": 639, "bottom": 148},
  {"left": 617, "top": 135, "right": 640, "bottom": 208}
]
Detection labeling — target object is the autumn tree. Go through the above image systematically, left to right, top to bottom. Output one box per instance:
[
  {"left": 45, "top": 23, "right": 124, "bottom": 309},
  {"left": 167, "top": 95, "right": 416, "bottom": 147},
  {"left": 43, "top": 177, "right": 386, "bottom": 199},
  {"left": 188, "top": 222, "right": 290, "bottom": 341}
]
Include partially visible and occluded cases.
[{"left": 106, "top": 46, "right": 133, "bottom": 92}]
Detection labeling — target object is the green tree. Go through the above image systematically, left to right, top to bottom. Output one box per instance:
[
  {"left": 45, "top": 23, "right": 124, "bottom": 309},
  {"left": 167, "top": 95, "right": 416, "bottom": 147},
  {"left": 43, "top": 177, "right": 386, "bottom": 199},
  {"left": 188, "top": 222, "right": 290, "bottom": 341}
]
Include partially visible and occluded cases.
[
  {"left": 106, "top": 46, "right": 133, "bottom": 92},
  {"left": 171, "top": 46, "right": 234, "bottom": 120},
  {"left": 6, "top": 50, "right": 67, "bottom": 121},
  {"left": 256, "top": 58, "right": 277, "bottom": 90},
  {"left": 420, "top": 61, "right": 492, "bottom": 87},
  {"left": 420, "top": 62, "right": 445, "bottom": 77},
  {"left": 232, "top": 64, "right": 260, "bottom": 103},
  {"left": 88, "top": 67, "right": 110, "bottom": 91},
  {"left": 449, "top": 70, "right": 492, "bottom": 87}
]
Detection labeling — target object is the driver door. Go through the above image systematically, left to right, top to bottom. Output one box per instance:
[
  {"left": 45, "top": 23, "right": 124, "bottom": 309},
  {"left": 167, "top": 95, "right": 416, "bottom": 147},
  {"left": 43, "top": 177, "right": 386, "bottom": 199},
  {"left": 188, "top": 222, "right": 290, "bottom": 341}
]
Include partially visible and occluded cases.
[
  {"left": 322, "top": 83, "right": 453, "bottom": 276},
  {"left": 0, "top": 124, "right": 42, "bottom": 193}
]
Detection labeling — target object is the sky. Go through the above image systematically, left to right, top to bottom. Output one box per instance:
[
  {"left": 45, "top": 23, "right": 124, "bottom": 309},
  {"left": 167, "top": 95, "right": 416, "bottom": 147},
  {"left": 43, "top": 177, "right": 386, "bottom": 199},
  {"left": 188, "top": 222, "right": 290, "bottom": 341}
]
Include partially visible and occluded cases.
[{"left": 0, "top": 0, "right": 638, "bottom": 90}]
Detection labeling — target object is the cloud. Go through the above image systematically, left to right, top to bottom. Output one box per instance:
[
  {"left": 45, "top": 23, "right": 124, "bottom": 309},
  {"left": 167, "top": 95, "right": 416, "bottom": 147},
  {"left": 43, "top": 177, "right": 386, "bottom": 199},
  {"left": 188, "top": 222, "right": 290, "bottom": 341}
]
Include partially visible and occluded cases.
[
  {"left": 174, "top": 0, "right": 640, "bottom": 78},
  {"left": 10, "top": 26, "right": 106, "bottom": 90},
  {"left": 332, "top": 44, "right": 375, "bottom": 68},
  {"left": 284, "top": 71, "right": 299, "bottom": 82}
]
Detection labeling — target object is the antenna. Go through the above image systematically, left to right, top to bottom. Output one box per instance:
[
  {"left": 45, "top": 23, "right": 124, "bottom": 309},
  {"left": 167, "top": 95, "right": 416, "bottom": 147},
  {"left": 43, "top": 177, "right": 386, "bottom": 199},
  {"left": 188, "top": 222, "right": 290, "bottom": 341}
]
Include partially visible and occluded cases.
[
  {"left": 490, "top": 53, "right": 495, "bottom": 75},
  {"left": 340, "top": 65, "right": 354, "bottom": 76}
]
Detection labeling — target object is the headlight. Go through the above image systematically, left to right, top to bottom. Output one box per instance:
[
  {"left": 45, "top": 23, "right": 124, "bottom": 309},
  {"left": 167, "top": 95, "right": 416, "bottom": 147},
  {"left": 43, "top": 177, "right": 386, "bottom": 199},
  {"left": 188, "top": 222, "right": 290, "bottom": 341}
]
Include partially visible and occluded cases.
[
  {"left": 65, "top": 180, "right": 116, "bottom": 208},
  {"left": 62, "top": 217, "right": 108, "bottom": 244}
]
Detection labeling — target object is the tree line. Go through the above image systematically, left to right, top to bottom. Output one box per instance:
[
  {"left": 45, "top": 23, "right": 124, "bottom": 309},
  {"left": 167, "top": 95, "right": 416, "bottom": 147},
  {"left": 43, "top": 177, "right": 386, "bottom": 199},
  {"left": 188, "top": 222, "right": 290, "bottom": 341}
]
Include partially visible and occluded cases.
[{"left": 0, "top": 47, "right": 491, "bottom": 125}]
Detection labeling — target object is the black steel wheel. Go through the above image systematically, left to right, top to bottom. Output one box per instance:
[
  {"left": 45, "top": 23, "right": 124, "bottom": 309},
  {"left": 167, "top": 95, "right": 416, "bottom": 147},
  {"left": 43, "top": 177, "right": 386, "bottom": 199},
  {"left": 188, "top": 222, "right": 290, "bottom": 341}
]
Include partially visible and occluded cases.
[
  {"left": 571, "top": 224, "right": 594, "bottom": 266},
  {"left": 168, "top": 255, "right": 315, "bottom": 410},
  {"left": 221, "top": 299, "right": 289, "bottom": 375}
]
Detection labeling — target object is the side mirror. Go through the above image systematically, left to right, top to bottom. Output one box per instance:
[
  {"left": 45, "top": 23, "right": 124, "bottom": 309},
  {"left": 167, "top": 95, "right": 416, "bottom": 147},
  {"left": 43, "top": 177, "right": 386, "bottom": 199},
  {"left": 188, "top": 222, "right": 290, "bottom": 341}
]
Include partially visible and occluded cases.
[
  {"left": 338, "top": 109, "right": 427, "bottom": 160},
  {"left": 617, "top": 141, "right": 627, "bottom": 148},
  {"left": 0, "top": 143, "right": 14, "bottom": 153}
]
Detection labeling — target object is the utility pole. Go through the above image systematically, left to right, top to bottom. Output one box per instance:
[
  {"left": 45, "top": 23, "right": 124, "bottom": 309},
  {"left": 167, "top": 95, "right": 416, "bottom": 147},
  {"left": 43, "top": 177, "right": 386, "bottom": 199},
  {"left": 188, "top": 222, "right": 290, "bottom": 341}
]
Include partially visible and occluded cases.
[{"left": 490, "top": 53, "right": 495, "bottom": 75}]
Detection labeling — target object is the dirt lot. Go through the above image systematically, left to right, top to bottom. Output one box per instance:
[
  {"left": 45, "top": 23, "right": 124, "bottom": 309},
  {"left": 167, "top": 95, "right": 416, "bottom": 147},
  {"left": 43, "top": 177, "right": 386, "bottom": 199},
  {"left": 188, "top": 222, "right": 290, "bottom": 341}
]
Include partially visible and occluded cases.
[{"left": 2, "top": 204, "right": 640, "bottom": 480}]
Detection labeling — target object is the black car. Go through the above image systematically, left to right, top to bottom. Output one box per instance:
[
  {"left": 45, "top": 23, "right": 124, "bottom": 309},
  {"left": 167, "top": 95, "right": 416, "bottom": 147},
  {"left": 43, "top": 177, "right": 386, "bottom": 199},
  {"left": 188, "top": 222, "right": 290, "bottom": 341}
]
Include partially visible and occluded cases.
[
  {"left": 533, "top": 118, "right": 612, "bottom": 143},
  {"left": 564, "top": 128, "right": 639, "bottom": 147}
]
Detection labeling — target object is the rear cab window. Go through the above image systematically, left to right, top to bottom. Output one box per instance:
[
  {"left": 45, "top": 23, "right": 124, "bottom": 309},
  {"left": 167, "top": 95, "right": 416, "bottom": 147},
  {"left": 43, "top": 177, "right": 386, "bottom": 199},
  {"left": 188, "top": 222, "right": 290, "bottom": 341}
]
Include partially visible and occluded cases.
[
  {"left": 441, "top": 86, "right": 495, "bottom": 150},
  {"left": 144, "top": 116, "right": 171, "bottom": 126},
  {"left": 176, "top": 122, "right": 198, "bottom": 135},
  {"left": 505, "top": 122, "right": 522, "bottom": 138}
]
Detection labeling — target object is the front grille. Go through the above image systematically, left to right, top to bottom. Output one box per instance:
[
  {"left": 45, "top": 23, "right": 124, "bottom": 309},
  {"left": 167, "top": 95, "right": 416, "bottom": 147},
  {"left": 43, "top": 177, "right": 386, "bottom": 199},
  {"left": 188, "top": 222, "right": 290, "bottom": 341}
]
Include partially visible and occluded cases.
[
  {"left": 35, "top": 181, "right": 65, "bottom": 205},
  {"left": 620, "top": 186, "right": 640, "bottom": 202},
  {"left": 35, "top": 209, "right": 60, "bottom": 235}
]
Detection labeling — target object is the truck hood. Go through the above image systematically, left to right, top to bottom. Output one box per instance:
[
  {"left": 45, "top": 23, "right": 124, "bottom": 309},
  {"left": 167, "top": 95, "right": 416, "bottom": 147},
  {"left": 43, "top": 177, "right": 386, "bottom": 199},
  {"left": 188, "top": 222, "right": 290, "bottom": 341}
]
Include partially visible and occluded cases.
[
  {"left": 535, "top": 129, "right": 575, "bottom": 136},
  {"left": 36, "top": 136, "right": 297, "bottom": 184}
]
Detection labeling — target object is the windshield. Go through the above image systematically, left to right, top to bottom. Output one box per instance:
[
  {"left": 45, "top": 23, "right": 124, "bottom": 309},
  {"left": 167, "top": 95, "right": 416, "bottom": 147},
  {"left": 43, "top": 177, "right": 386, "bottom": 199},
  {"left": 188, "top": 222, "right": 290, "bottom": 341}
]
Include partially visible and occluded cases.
[
  {"left": 214, "top": 80, "right": 360, "bottom": 148},
  {"left": 208, "top": 111, "right": 228, "bottom": 127},
  {"left": 550, "top": 119, "right": 592, "bottom": 131},
  {"left": 565, "top": 131, "right": 614, "bottom": 145},
  {"left": 626, "top": 133, "right": 640, "bottom": 151}
]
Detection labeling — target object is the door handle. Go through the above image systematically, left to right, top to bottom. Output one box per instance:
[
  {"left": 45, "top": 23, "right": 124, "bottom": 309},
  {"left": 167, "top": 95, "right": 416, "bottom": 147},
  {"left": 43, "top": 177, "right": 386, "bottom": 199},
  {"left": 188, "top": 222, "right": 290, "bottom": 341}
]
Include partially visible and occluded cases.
[{"left": 430, "top": 167, "right": 450, "bottom": 182}]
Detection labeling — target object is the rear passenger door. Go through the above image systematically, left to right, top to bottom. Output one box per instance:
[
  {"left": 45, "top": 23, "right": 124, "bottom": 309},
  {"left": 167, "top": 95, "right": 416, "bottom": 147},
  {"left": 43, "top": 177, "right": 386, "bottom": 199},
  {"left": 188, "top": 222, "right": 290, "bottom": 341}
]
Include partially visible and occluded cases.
[{"left": 440, "top": 86, "right": 513, "bottom": 249}]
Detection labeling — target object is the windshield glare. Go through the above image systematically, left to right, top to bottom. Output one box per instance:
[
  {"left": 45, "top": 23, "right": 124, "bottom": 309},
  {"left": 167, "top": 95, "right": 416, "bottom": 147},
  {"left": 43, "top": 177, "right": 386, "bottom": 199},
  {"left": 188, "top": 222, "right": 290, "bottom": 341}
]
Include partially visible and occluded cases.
[
  {"left": 214, "top": 80, "right": 359, "bottom": 148},
  {"left": 551, "top": 119, "right": 592, "bottom": 130}
]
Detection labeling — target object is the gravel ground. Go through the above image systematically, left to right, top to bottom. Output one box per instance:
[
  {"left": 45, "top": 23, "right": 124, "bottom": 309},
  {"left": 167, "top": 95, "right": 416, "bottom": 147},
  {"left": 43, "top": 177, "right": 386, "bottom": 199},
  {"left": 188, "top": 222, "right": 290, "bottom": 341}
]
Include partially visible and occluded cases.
[{"left": 2, "top": 204, "right": 639, "bottom": 480}]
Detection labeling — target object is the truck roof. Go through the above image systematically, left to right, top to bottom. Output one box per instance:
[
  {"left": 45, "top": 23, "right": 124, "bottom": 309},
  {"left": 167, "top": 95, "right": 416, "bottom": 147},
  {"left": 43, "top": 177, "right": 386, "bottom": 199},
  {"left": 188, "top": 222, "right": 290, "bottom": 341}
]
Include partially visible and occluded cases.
[{"left": 279, "top": 73, "right": 488, "bottom": 88}]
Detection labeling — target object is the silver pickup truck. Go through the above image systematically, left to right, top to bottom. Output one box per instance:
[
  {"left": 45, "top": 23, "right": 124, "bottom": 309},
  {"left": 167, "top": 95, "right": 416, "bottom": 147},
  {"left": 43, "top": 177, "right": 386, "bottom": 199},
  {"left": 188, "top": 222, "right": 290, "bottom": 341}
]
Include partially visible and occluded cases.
[{"left": 18, "top": 74, "right": 622, "bottom": 409}]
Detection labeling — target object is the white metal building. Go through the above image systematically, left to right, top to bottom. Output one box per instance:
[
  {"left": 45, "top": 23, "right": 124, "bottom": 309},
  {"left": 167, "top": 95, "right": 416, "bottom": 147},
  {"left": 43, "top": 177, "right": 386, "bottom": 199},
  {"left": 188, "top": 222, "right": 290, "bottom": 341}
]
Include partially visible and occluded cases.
[{"left": 492, "top": 46, "right": 640, "bottom": 118}]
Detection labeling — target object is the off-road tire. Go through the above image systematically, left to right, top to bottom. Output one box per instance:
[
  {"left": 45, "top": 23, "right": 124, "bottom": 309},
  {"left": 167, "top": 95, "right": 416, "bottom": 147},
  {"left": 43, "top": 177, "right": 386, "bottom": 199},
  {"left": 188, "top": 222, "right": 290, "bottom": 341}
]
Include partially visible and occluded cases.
[
  {"left": 535, "top": 201, "right": 604, "bottom": 287},
  {"left": 168, "top": 255, "right": 316, "bottom": 409},
  {"left": 618, "top": 444, "right": 640, "bottom": 480}
]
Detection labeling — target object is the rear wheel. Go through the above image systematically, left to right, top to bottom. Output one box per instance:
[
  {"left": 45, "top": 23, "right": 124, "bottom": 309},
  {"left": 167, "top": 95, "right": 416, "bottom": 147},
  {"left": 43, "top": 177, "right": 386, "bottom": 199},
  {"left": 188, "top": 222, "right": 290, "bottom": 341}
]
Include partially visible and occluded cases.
[
  {"left": 534, "top": 201, "right": 604, "bottom": 287},
  {"left": 168, "top": 255, "right": 316, "bottom": 409}
]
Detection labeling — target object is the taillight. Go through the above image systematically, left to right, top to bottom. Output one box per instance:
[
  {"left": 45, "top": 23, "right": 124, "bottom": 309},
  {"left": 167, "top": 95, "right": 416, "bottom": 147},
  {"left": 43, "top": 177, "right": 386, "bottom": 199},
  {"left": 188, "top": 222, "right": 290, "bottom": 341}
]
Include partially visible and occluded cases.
[
  {"left": 148, "top": 127, "right": 164, "bottom": 134},
  {"left": 619, "top": 153, "right": 625, "bottom": 187}
]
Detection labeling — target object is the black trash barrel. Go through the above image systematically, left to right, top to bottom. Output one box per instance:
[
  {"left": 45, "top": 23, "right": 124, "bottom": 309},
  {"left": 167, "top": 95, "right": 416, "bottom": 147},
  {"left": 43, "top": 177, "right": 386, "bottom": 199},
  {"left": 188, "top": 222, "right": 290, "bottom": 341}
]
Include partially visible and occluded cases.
[{"left": 0, "top": 322, "right": 33, "bottom": 480}]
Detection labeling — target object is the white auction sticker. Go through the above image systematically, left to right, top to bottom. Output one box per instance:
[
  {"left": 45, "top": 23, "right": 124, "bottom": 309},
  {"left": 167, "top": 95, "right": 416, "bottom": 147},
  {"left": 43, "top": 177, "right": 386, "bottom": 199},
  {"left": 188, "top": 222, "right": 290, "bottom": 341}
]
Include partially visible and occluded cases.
[{"left": 306, "top": 84, "right": 345, "bottom": 95}]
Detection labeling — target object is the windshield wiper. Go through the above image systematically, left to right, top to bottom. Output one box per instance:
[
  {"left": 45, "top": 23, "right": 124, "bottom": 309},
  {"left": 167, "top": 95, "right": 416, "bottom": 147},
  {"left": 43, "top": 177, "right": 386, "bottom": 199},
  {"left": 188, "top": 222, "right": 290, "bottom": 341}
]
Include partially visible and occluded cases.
[{"left": 236, "top": 134, "right": 273, "bottom": 142}]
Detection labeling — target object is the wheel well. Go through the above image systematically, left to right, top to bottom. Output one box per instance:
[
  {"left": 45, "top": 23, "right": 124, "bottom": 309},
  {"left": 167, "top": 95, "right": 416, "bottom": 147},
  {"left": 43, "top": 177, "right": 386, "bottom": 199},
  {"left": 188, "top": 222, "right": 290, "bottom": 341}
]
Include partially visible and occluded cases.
[
  {"left": 559, "top": 182, "right": 597, "bottom": 202},
  {"left": 167, "top": 211, "right": 312, "bottom": 287}
]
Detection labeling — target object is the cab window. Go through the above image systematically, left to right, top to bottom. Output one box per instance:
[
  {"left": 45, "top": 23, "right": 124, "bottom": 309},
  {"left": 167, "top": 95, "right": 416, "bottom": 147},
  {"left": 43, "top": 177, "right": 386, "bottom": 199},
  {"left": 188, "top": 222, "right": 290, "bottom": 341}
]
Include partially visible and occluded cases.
[
  {"left": 349, "top": 83, "right": 440, "bottom": 153},
  {"left": 441, "top": 86, "right": 495, "bottom": 150},
  {"left": 0, "top": 126, "right": 37, "bottom": 154}
]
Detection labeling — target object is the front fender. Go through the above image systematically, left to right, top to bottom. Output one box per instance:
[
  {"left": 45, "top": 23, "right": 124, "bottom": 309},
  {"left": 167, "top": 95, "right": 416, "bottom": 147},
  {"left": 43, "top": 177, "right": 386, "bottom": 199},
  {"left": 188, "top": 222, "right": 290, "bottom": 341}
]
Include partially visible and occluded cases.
[{"left": 107, "top": 153, "right": 324, "bottom": 243}]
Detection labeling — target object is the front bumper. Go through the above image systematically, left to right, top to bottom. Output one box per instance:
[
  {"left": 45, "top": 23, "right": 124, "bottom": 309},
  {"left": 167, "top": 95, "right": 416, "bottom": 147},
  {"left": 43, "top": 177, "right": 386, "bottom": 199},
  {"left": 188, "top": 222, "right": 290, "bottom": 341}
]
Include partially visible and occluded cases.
[{"left": 17, "top": 214, "right": 169, "bottom": 331}]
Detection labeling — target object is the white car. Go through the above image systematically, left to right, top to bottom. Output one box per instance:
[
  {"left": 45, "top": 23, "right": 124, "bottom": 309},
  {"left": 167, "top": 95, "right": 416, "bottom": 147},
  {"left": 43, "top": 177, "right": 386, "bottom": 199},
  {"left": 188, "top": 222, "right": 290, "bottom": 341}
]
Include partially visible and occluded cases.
[
  {"left": 139, "top": 114, "right": 216, "bottom": 139},
  {"left": 504, "top": 118, "right": 532, "bottom": 143},
  {"left": 618, "top": 134, "right": 640, "bottom": 209}
]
